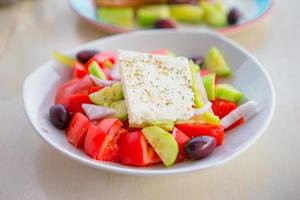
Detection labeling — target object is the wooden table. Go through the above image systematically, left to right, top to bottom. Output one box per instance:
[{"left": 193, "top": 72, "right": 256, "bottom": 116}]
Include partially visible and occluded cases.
[{"left": 1, "top": 1, "right": 299, "bottom": 199}]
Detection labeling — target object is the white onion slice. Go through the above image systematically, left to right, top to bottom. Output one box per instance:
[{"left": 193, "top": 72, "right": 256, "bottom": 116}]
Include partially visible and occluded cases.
[
  {"left": 110, "top": 64, "right": 121, "bottom": 80},
  {"left": 195, "top": 73, "right": 209, "bottom": 104},
  {"left": 90, "top": 75, "right": 118, "bottom": 87},
  {"left": 194, "top": 101, "right": 212, "bottom": 116},
  {"left": 221, "top": 101, "right": 258, "bottom": 129},
  {"left": 82, "top": 104, "right": 116, "bottom": 120}
]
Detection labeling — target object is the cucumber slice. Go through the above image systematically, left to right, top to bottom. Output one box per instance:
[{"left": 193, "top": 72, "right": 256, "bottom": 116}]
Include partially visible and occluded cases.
[
  {"left": 201, "top": 1, "right": 227, "bottom": 27},
  {"left": 170, "top": 4, "right": 204, "bottom": 23},
  {"left": 137, "top": 5, "right": 170, "bottom": 27},
  {"left": 97, "top": 7, "right": 134, "bottom": 28},
  {"left": 204, "top": 47, "right": 231, "bottom": 77},
  {"left": 53, "top": 51, "right": 74, "bottom": 67},
  {"left": 88, "top": 61, "right": 107, "bottom": 80},
  {"left": 190, "top": 62, "right": 204, "bottom": 108},
  {"left": 202, "top": 73, "right": 216, "bottom": 101},
  {"left": 89, "top": 82, "right": 124, "bottom": 106},
  {"left": 216, "top": 84, "right": 244, "bottom": 104},
  {"left": 109, "top": 100, "right": 128, "bottom": 121},
  {"left": 203, "top": 111, "right": 220, "bottom": 125},
  {"left": 152, "top": 121, "right": 175, "bottom": 132},
  {"left": 142, "top": 126, "right": 179, "bottom": 167}
]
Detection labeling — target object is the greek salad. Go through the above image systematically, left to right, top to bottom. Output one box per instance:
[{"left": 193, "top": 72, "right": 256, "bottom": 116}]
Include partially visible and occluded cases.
[{"left": 49, "top": 47, "right": 258, "bottom": 167}]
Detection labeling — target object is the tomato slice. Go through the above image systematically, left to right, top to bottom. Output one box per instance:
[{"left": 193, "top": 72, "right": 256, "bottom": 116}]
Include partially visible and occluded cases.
[
  {"left": 91, "top": 52, "right": 117, "bottom": 65},
  {"left": 73, "top": 61, "right": 88, "bottom": 79},
  {"left": 101, "top": 67, "right": 112, "bottom": 80},
  {"left": 200, "top": 69, "right": 210, "bottom": 77},
  {"left": 55, "top": 75, "right": 94, "bottom": 106},
  {"left": 88, "top": 86, "right": 103, "bottom": 94},
  {"left": 64, "top": 93, "right": 91, "bottom": 113},
  {"left": 212, "top": 99, "right": 238, "bottom": 119},
  {"left": 212, "top": 99, "right": 245, "bottom": 130},
  {"left": 67, "top": 113, "right": 90, "bottom": 148},
  {"left": 97, "top": 118, "right": 119, "bottom": 134},
  {"left": 226, "top": 118, "right": 245, "bottom": 131},
  {"left": 97, "top": 119, "right": 123, "bottom": 162},
  {"left": 84, "top": 123, "right": 107, "bottom": 159},
  {"left": 176, "top": 124, "right": 224, "bottom": 145},
  {"left": 172, "top": 128, "right": 190, "bottom": 162},
  {"left": 118, "top": 131, "right": 160, "bottom": 166}
]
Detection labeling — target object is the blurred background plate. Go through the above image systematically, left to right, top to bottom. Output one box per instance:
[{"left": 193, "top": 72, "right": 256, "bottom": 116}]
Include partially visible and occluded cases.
[{"left": 68, "top": 0, "right": 273, "bottom": 34}]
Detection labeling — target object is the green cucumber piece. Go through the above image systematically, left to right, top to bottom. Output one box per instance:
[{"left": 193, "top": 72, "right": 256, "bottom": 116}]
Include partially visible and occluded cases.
[
  {"left": 201, "top": 2, "right": 227, "bottom": 27},
  {"left": 170, "top": 4, "right": 204, "bottom": 23},
  {"left": 137, "top": 5, "right": 170, "bottom": 27},
  {"left": 97, "top": 7, "right": 134, "bottom": 28},
  {"left": 204, "top": 47, "right": 231, "bottom": 77},
  {"left": 53, "top": 51, "right": 74, "bottom": 67},
  {"left": 88, "top": 61, "right": 107, "bottom": 80},
  {"left": 190, "top": 61, "right": 204, "bottom": 108},
  {"left": 202, "top": 73, "right": 216, "bottom": 101},
  {"left": 89, "top": 82, "right": 124, "bottom": 106},
  {"left": 216, "top": 84, "right": 243, "bottom": 104},
  {"left": 109, "top": 100, "right": 128, "bottom": 121},
  {"left": 203, "top": 111, "right": 220, "bottom": 125},
  {"left": 152, "top": 121, "right": 175, "bottom": 132},
  {"left": 142, "top": 126, "right": 179, "bottom": 167}
]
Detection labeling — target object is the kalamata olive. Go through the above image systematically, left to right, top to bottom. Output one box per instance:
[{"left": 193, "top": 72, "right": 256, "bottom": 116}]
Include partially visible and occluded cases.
[
  {"left": 227, "top": 8, "right": 240, "bottom": 25},
  {"left": 154, "top": 19, "right": 177, "bottom": 29},
  {"left": 76, "top": 50, "right": 99, "bottom": 64},
  {"left": 190, "top": 55, "right": 204, "bottom": 66},
  {"left": 49, "top": 104, "right": 70, "bottom": 130},
  {"left": 184, "top": 136, "right": 217, "bottom": 160}
]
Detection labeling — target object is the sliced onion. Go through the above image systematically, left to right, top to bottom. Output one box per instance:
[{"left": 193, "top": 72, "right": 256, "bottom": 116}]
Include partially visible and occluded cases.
[
  {"left": 110, "top": 64, "right": 121, "bottom": 80},
  {"left": 195, "top": 73, "right": 209, "bottom": 104},
  {"left": 90, "top": 75, "right": 118, "bottom": 87},
  {"left": 194, "top": 101, "right": 212, "bottom": 116},
  {"left": 221, "top": 101, "right": 258, "bottom": 129},
  {"left": 82, "top": 104, "right": 116, "bottom": 120}
]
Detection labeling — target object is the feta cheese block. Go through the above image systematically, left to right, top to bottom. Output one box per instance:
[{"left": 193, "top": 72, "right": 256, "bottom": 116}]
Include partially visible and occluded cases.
[{"left": 119, "top": 50, "right": 194, "bottom": 126}]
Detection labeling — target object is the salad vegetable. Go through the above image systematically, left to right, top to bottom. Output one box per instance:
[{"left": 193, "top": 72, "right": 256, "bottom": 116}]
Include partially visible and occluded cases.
[
  {"left": 95, "top": 0, "right": 241, "bottom": 29},
  {"left": 49, "top": 46, "right": 259, "bottom": 167}
]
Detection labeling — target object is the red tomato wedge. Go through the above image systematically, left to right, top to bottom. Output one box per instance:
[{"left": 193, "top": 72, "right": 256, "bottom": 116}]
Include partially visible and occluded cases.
[
  {"left": 86, "top": 52, "right": 117, "bottom": 69},
  {"left": 92, "top": 52, "right": 117, "bottom": 65},
  {"left": 73, "top": 61, "right": 88, "bottom": 79},
  {"left": 101, "top": 67, "right": 113, "bottom": 80},
  {"left": 200, "top": 69, "right": 210, "bottom": 76},
  {"left": 55, "top": 75, "right": 94, "bottom": 106},
  {"left": 88, "top": 86, "right": 103, "bottom": 94},
  {"left": 63, "top": 93, "right": 91, "bottom": 113},
  {"left": 212, "top": 99, "right": 244, "bottom": 130},
  {"left": 212, "top": 99, "right": 238, "bottom": 119},
  {"left": 67, "top": 113, "right": 90, "bottom": 148},
  {"left": 97, "top": 118, "right": 119, "bottom": 134},
  {"left": 226, "top": 118, "right": 245, "bottom": 131},
  {"left": 96, "top": 119, "right": 123, "bottom": 162},
  {"left": 84, "top": 124, "right": 107, "bottom": 159},
  {"left": 176, "top": 124, "right": 224, "bottom": 145},
  {"left": 172, "top": 128, "right": 190, "bottom": 162},
  {"left": 118, "top": 131, "right": 161, "bottom": 166}
]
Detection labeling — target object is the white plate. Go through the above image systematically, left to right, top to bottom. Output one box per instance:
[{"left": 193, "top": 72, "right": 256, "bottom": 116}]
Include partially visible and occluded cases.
[
  {"left": 68, "top": 0, "right": 273, "bottom": 34},
  {"left": 23, "top": 30, "right": 275, "bottom": 176}
]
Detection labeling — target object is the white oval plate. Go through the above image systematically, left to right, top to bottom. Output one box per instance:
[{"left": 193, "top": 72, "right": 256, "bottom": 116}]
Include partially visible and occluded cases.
[
  {"left": 68, "top": 0, "right": 273, "bottom": 34},
  {"left": 23, "top": 30, "right": 275, "bottom": 176}
]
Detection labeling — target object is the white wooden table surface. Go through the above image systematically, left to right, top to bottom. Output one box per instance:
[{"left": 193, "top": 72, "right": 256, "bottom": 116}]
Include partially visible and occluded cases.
[{"left": 1, "top": 0, "right": 299, "bottom": 199}]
